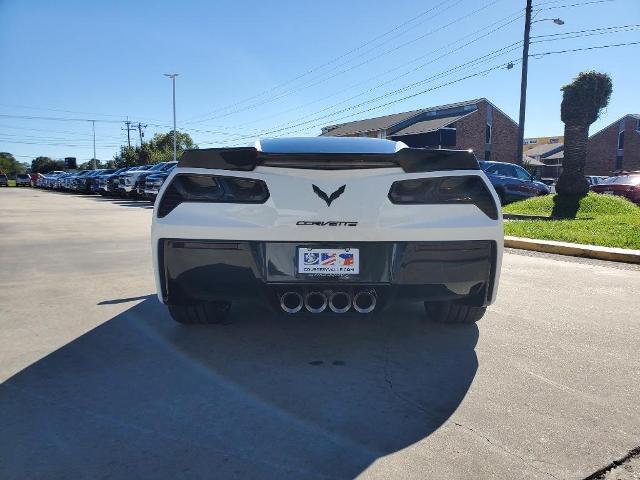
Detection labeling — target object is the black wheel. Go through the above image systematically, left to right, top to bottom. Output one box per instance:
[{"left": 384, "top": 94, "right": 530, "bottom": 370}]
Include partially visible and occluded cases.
[
  {"left": 496, "top": 190, "right": 507, "bottom": 205},
  {"left": 168, "top": 301, "right": 231, "bottom": 325},
  {"left": 424, "top": 301, "right": 486, "bottom": 324}
]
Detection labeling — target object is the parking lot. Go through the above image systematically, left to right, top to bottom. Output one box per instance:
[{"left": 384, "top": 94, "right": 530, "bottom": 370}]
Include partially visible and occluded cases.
[{"left": 1, "top": 187, "right": 639, "bottom": 479}]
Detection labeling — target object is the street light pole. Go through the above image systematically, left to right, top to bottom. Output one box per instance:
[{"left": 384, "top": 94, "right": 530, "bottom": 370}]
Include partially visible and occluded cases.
[
  {"left": 516, "top": 0, "right": 533, "bottom": 165},
  {"left": 516, "top": 1, "right": 565, "bottom": 165},
  {"left": 164, "top": 73, "right": 179, "bottom": 162},
  {"left": 91, "top": 120, "right": 96, "bottom": 169}
]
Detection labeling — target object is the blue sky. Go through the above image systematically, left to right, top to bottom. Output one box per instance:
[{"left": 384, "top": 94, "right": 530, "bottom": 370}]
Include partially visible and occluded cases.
[{"left": 0, "top": 0, "right": 638, "bottom": 163}]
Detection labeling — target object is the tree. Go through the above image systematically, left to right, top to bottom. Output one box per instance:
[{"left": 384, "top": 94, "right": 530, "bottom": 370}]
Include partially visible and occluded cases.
[
  {"left": 556, "top": 71, "right": 612, "bottom": 197},
  {"left": 112, "top": 131, "right": 196, "bottom": 167},
  {"left": 146, "top": 131, "right": 196, "bottom": 163},
  {"left": 113, "top": 145, "right": 143, "bottom": 168},
  {"left": 0, "top": 152, "right": 26, "bottom": 175},
  {"left": 31, "top": 156, "right": 61, "bottom": 174},
  {"left": 79, "top": 159, "right": 108, "bottom": 170}
]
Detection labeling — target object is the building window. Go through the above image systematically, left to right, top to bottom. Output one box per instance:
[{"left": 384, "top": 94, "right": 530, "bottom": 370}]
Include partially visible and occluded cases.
[
  {"left": 485, "top": 124, "right": 492, "bottom": 144},
  {"left": 439, "top": 127, "right": 456, "bottom": 147},
  {"left": 617, "top": 131, "right": 625, "bottom": 150},
  {"left": 615, "top": 155, "right": 623, "bottom": 171}
]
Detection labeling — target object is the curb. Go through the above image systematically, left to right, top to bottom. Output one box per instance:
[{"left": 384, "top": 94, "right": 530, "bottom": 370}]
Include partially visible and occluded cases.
[
  {"left": 503, "top": 213, "right": 557, "bottom": 221},
  {"left": 504, "top": 236, "right": 640, "bottom": 264}
]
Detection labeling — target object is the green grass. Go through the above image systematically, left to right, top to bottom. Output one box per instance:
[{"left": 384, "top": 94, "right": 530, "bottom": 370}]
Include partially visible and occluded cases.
[
  {"left": 7, "top": 180, "right": 16, "bottom": 187},
  {"left": 503, "top": 193, "right": 640, "bottom": 250}
]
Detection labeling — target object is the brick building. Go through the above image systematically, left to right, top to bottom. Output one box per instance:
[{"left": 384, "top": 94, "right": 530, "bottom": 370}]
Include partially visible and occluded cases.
[
  {"left": 320, "top": 98, "right": 519, "bottom": 163},
  {"left": 586, "top": 114, "right": 640, "bottom": 175},
  {"left": 525, "top": 142, "right": 564, "bottom": 179}
]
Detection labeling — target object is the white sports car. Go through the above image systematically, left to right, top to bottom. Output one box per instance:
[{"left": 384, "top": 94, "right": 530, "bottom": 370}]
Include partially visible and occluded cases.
[{"left": 151, "top": 137, "right": 503, "bottom": 324}]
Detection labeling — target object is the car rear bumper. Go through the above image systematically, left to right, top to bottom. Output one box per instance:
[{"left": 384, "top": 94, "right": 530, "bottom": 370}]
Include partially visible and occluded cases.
[{"left": 156, "top": 239, "right": 498, "bottom": 308}]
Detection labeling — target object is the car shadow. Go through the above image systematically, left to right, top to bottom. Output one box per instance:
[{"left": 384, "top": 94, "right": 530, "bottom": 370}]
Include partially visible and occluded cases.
[
  {"left": 83, "top": 194, "right": 154, "bottom": 209},
  {"left": 0, "top": 297, "right": 478, "bottom": 479}
]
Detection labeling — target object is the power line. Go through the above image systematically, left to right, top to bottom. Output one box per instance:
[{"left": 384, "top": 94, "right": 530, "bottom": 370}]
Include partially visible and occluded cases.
[
  {"left": 183, "top": 0, "right": 462, "bottom": 122},
  {"left": 185, "top": 0, "right": 506, "bottom": 125},
  {"left": 185, "top": 0, "right": 618, "bottom": 126},
  {"left": 533, "top": 0, "right": 618, "bottom": 10},
  {"left": 228, "top": 8, "right": 525, "bottom": 132},
  {"left": 229, "top": 15, "right": 525, "bottom": 136},
  {"left": 530, "top": 24, "right": 640, "bottom": 39},
  {"left": 202, "top": 28, "right": 635, "bottom": 144},
  {"left": 205, "top": 39, "right": 639, "bottom": 146},
  {"left": 529, "top": 39, "right": 640, "bottom": 57},
  {"left": 234, "top": 42, "right": 523, "bottom": 141},
  {"left": 207, "top": 57, "right": 521, "bottom": 146}
]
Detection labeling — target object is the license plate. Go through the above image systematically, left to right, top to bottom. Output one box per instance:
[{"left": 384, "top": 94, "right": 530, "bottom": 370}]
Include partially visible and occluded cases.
[
  {"left": 603, "top": 190, "right": 614, "bottom": 195},
  {"left": 298, "top": 248, "right": 359, "bottom": 275}
]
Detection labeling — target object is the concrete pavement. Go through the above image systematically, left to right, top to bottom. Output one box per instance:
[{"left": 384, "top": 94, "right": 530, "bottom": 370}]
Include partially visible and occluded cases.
[{"left": 1, "top": 188, "right": 639, "bottom": 479}]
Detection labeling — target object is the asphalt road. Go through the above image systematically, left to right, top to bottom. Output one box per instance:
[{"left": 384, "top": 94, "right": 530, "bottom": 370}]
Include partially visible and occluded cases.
[{"left": 1, "top": 188, "right": 639, "bottom": 480}]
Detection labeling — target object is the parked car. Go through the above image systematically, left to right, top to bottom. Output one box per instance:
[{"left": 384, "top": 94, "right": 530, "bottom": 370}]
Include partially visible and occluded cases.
[
  {"left": 152, "top": 137, "right": 503, "bottom": 325},
  {"left": 479, "top": 160, "right": 550, "bottom": 204},
  {"left": 136, "top": 162, "right": 177, "bottom": 197},
  {"left": 120, "top": 163, "right": 171, "bottom": 197},
  {"left": 112, "top": 165, "right": 154, "bottom": 195},
  {"left": 97, "top": 167, "right": 131, "bottom": 195},
  {"left": 143, "top": 167, "right": 176, "bottom": 201},
  {"left": 75, "top": 169, "right": 107, "bottom": 193},
  {"left": 89, "top": 169, "right": 117, "bottom": 193},
  {"left": 68, "top": 170, "right": 92, "bottom": 191},
  {"left": 41, "top": 171, "right": 65, "bottom": 189},
  {"left": 56, "top": 172, "right": 74, "bottom": 190},
  {"left": 590, "top": 172, "right": 640, "bottom": 205},
  {"left": 0, "top": 173, "right": 8, "bottom": 187},
  {"left": 15, "top": 173, "right": 32, "bottom": 187},
  {"left": 30, "top": 173, "right": 44, "bottom": 186},
  {"left": 586, "top": 175, "right": 607, "bottom": 186}
]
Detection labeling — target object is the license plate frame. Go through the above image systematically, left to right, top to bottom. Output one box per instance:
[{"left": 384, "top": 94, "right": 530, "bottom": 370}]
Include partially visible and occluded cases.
[{"left": 297, "top": 247, "right": 360, "bottom": 276}]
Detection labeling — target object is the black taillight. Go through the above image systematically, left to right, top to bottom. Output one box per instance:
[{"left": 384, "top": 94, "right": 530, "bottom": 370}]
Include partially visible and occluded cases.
[
  {"left": 157, "top": 174, "right": 269, "bottom": 218},
  {"left": 388, "top": 176, "right": 498, "bottom": 220}
]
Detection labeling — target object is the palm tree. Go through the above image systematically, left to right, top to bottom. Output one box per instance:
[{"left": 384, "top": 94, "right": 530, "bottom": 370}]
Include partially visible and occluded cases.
[{"left": 555, "top": 71, "right": 612, "bottom": 197}]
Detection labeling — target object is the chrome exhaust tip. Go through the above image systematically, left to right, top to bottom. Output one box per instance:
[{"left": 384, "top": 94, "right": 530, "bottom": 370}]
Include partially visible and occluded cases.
[
  {"left": 353, "top": 290, "right": 376, "bottom": 314},
  {"left": 280, "top": 291, "right": 303, "bottom": 314},
  {"left": 304, "top": 291, "right": 327, "bottom": 313},
  {"left": 328, "top": 291, "right": 351, "bottom": 314}
]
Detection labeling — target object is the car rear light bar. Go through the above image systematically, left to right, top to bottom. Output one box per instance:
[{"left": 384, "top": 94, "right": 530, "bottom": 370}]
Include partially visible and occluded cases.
[
  {"left": 157, "top": 174, "right": 269, "bottom": 218},
  {"left": 388, "top": 175, "right": 499, "bottom": 220}
]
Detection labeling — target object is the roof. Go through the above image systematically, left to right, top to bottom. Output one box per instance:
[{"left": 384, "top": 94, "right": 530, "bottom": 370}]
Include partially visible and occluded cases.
[
  {"left": 321, "top": 98, "right": 485, "bottom": 136},
  {"left": 389, "top": 113, "right": 468, "bottom": 136},
  {"left": 589, "top": 114, "right": 640, "bottom": 139},
  {"left": 255, "top": 136, "right": 406, "bottom": 154},
  {"left": 525, "top": 143, "right": 564, "bottom": 158},
  {"left": 545, "top": 151, "right": 564, "bottom": 160},
  {"left": 523, "top": 156, "right": 545, "bottom": 166}
]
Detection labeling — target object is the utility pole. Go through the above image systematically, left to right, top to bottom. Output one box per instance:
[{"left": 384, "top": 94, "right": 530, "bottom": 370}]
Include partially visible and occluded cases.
[
  {"left": 516, "top": 0, "right": 533, "bottom": 165},
  {"left": 164, "top": 73, "right": 179, "bottom": 161},
  {"left": 123, "top": 118, "right": 134, "bottom": 148},
  {"left": 91, "top": 120, "right": 96, "bottom": 170},
  {"left": 136, "top": 122, "right": 147, "bottom": 145}
]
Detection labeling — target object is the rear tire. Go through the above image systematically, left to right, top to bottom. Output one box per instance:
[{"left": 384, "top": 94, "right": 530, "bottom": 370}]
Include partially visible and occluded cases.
[
  {"left": 168, "top": 301, "right": 231, "bottom": 325},
  {"left": 424, "top": 301, "right": 486, "bottom": 324}
]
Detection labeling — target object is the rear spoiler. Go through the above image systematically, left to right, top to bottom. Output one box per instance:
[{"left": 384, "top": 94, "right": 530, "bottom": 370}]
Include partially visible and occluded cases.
[{"left": 178, "top": 147, "right": 479, "bottom": 173}]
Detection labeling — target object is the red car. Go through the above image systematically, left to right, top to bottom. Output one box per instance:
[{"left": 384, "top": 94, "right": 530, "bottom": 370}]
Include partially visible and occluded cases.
[{"left": 590, "top": 172, "right": 640, "bottom": 205}]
